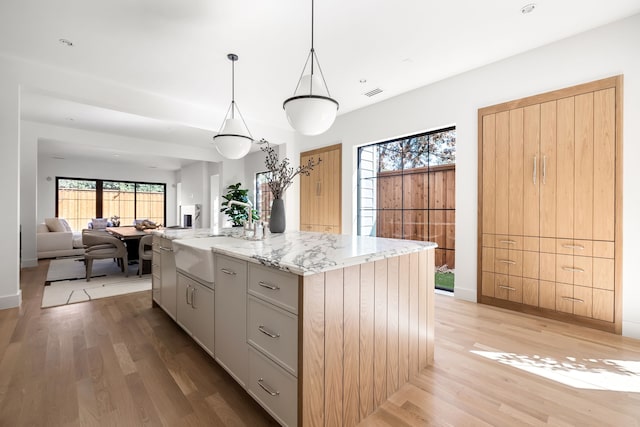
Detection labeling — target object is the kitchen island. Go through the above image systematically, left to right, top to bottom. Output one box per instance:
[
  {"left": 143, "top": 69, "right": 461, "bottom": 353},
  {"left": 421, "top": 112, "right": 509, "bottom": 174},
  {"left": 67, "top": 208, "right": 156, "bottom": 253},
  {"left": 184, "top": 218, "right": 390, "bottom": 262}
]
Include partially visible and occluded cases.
[{"left": 151, "top": 229, "right": 436, "bottom": 427}]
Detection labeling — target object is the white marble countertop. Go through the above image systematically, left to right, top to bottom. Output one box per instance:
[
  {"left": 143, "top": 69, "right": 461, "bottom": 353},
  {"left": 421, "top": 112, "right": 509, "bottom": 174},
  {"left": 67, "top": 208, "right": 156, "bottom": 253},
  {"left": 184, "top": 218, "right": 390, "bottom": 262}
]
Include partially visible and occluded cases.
[{"left": 156, "top": 228, "right": 436, "bottom": 276}]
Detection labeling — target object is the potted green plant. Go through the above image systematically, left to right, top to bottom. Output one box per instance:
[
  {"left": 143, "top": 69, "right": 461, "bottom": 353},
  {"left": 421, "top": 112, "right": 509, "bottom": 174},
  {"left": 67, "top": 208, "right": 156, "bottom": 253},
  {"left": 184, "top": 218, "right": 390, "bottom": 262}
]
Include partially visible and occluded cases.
[{"left": 220, "top": 183, "right": 259, "bottom": 227}]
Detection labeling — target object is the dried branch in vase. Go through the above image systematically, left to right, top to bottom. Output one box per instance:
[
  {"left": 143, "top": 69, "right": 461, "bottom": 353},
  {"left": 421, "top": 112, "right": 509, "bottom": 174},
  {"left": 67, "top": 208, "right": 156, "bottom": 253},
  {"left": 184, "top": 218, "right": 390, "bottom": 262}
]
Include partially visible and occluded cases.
[{"left": 259, "top": 138, "right": 321, "bottom": 199}]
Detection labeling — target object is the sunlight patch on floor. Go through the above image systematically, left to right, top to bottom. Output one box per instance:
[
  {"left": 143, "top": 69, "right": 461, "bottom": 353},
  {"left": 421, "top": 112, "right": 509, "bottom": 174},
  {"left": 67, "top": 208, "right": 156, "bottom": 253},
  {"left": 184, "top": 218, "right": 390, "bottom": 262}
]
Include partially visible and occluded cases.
[{"left": 471, "top": 350, "right": 640, "bottom": 392}]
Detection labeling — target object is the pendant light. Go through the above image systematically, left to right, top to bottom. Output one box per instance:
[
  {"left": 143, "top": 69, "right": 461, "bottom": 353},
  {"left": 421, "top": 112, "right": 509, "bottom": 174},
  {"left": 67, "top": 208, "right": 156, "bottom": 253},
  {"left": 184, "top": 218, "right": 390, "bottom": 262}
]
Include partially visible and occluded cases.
[
  {"left": 283, "top": 0, "right": 339, "bottom": 136},
  {"left": 213, "top": 53, "right": 253, "bottom": 159}
]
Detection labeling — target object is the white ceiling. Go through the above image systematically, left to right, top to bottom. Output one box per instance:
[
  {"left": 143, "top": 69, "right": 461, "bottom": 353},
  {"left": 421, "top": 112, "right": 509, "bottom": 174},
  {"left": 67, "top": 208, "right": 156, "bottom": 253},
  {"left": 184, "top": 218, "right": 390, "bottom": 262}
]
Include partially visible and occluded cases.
[{"left": 2, "top": 0, "right": 640, "bottom": 169}]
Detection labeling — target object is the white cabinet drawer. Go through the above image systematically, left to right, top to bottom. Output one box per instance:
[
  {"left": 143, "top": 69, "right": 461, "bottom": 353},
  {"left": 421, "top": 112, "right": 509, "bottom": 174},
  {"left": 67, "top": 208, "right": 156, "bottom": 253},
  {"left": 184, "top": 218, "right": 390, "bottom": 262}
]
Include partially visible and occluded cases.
[
  {"left": 248, "top": 263, "right": 298, "bottom": 314},
  {"left": 247, "top": 296, "right": 298, "bottom": 376},
  {"left": 247, "top": 347, "right": 297, "bottom": 427}
]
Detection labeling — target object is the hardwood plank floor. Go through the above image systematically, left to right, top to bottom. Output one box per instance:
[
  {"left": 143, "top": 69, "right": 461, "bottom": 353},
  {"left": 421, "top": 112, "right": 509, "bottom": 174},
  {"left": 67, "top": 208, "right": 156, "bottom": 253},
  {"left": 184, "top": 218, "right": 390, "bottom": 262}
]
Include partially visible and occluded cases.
[{"left": 3, "top": 261, "right": 640, "bottom": 426}]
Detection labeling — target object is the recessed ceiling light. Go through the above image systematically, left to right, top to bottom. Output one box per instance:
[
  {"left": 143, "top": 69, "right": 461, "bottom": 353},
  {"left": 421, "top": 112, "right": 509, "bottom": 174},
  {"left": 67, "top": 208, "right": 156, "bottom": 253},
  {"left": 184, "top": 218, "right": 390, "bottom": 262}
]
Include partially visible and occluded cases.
[
  {"left": 521, "top": 3, "right": 536, "bottom": 14},
  {"left": 58, "top": 38, "right": 74, "bottom": 47},
  {"left": 359, "top": 79, "right": 367, "bottom": 84},
  {"left": 112, "top": 154, "right": 120, "bottom": 157}
]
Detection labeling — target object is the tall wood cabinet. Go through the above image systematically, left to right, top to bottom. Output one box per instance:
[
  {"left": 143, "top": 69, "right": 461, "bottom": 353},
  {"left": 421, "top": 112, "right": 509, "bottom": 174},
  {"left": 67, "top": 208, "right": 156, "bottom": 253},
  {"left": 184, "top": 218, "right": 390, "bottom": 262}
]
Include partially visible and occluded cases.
[
  {"left": 478, "top": 76, "right": 622, "bottom": 333},
  {"left": 300, "top": 143, "right": 342, "bottom": 234}
]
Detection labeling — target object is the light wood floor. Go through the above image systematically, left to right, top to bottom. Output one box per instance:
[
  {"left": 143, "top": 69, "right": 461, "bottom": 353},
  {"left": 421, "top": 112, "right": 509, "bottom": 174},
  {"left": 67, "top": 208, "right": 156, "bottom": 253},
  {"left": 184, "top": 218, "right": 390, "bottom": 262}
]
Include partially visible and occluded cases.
[{"left": 2, "top": 262, "right": 640, "bottom": 426}]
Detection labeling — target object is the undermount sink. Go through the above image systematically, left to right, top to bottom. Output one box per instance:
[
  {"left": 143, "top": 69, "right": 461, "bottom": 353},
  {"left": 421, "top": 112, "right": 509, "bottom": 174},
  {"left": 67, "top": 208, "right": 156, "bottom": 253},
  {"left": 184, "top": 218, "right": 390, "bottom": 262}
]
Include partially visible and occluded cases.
[{"left": 172, "top": 237, "right": 235, "bottom": 284}]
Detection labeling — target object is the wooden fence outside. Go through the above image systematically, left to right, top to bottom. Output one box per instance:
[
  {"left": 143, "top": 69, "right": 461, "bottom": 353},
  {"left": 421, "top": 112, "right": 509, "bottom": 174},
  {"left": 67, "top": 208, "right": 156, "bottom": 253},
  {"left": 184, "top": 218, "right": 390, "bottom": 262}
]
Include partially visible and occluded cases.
[
  {"left": 376, "top": 164, "right": 455, "bottom": 268},
  {"left": 58, "top": 189, "right": 164, "bottom": 231}
]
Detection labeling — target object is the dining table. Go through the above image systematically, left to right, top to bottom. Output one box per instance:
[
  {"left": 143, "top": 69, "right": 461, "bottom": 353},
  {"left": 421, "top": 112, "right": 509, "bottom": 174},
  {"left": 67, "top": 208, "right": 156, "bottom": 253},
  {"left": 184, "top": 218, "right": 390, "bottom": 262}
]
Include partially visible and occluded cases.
[{"left": 105, "top": 226, "right": 153, "bottom": 273}]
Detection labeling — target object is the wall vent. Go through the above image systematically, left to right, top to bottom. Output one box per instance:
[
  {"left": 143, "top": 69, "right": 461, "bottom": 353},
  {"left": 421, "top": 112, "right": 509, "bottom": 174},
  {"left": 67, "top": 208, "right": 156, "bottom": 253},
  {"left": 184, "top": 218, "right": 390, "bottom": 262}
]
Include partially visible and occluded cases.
[{"left": 364, "top": 88, "right": 383, "bottom": 97}]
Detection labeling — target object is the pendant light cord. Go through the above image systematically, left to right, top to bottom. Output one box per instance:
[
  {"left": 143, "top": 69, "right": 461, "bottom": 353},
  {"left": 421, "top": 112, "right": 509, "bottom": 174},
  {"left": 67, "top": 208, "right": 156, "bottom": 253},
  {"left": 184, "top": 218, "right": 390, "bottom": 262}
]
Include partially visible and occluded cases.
[
  {"left": 310, "top": 0, "right": 315, "bottom": 93},
  {"left": 231, "top": 57, "right": 235, "bottom": 119}
]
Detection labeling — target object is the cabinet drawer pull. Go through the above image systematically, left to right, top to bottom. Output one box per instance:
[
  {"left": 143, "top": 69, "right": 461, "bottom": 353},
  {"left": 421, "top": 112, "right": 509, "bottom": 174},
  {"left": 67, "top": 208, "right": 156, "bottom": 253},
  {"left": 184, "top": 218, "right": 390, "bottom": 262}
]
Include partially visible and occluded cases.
[
  {"left": 499, "top": 240, "right": 517, "bottom": 245},
  {"left": 562, "top": 244, "right": 585, "bottom": 250},
  {"left": 160, "top": 246, "right": 173, "bottom": 252},
  {"left": 498, "top": 259, "right": 516, "bottom": 265},
  {"left": 152, "top": 263, "right": 159, "bottom": 268},
  {"left": 562, "top": 266, "right": 585, "bottom": 273},
  {"left": 221, "top": 268, "right": 236, "bottom": 276},
  {"left": 258, "top": 281, "right": 280, "bottom": 291},
  {"left": 498, "top": 285, "right": 516, "bottom": 291},
  {"left": 191, "top": 288, "right": 197, "bottom": 309},
  {"left": 561, "top": 296, "right": 585, "bottom": 303},
  {"left": 258, "top": 325, "right": 280, "bottom": 339},
  {"left": 257, "top": 378, "right": 280, "bottom": 396}
]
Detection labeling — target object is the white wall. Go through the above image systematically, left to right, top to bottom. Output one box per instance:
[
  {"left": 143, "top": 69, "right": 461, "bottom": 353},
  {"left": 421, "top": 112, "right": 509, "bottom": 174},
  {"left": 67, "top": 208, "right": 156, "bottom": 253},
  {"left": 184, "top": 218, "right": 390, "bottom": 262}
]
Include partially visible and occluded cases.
[
  {"left": 293, "top": 14, "right": 640, "bottom": 338},
  {"left": 180, "top": 161, "right": 211, "bottom": 227}
]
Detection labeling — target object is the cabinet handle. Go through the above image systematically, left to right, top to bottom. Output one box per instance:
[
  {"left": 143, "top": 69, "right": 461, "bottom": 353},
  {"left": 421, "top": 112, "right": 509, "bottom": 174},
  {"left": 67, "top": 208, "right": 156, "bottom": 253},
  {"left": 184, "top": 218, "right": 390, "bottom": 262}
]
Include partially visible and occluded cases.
[
  {"left": 533, "top": 156, "right": 537, "bottom": 185},
  {"left": 542, "top": 156, "right": 546, "bottom": 185},
  {"left": 498, "top": 239, "right": 517, "bottom": 245},
  {"left": 562, "top": 244, "right": 585, "bottom": 250},
  {"left": 160, "top": 246, "right": 173, "bottom": 252},
  {"left": 498, "top": 259, "right": 516, "bottom": 265},
  {"left": 152, "top": 263, "right": 159, "bottom": 268},
  {"left": 562, "top": 267, "right": 585, "bottom": 273},
  {"left": 221, "top": 268, "right": 236, "bottom": 276},
  {"left": 258, "top": 281, "right": 280, "bottom": 291},
  {"left": 185, "top": 285, "right": 191, "bottom": 305},
  {"left": 498, "top": 285, "right": 516, "bottom": 291},
  {"left": 191, "top": 287, "right": 197, "bottom": 309},
  {"left": 561, "top": 296, "right": 585, "bottom": 303},
  {"left": 258, "top": 325, "right": 280, "bottom": 338},
  {"left": 257, "top": 378, "right": 280, "bottom": 396}
]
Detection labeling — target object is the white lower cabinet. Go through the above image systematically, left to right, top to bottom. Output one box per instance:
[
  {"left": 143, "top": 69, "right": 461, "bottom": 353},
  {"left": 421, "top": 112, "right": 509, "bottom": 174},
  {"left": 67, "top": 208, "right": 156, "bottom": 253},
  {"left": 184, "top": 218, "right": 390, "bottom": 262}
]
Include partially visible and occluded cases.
[
  {"left": 214, "top": 254, "right": 248, "bottom": 387},
  {"left": 176, "top": 272, "right": 215, "bottom": 356},
  {"left": 247, "top": 347, "right": 297, "bottom": 427}
]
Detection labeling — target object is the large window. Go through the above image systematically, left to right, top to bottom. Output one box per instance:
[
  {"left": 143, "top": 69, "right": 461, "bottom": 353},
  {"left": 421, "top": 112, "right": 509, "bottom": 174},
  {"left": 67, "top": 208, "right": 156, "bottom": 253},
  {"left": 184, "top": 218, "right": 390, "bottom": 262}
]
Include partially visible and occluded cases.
[
  {"left": 357, "top": 127, "right": 456, "bottom": 290},
  {"left": 255, "top": 171, "right": 273, "bottom": 223},
  {"left": 56, "top": 177, "right": 166, "bottom": 230}
]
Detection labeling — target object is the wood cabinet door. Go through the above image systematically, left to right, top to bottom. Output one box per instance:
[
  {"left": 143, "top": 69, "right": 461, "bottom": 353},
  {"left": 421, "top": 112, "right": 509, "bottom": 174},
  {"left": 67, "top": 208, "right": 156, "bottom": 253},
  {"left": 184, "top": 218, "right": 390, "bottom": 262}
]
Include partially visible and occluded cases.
[
  {"left": 593, "top": 88, "right": 616, "bottom": 241},
  {"left": 574, "top": 93, "right": 594, "bottom": 240},
  {"left": 556, "top": 97, "right": 575, "bottom": 239},
  {"left": 540, "top": 101, "right": 557, "bottom": 238},
  {"left": 523, "top": 104, "right": 540, "bottom": 237},
  {"left": 508, "top": 108, "right": 524, "bottom": 236},
  {"left": 495, "top": 111, "right": 510, "bottom": 236},
  {"left": 482, "top": 114, "right": 496, "bottom": 235},
  {"left": 300, "top": 144, "right": 342, "bottom": 232}
]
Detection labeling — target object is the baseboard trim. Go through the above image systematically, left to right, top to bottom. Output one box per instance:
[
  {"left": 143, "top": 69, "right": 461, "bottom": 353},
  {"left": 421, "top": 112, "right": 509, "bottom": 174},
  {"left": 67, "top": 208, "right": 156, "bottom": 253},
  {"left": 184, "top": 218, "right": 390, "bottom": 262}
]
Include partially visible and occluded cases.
[
  {"left": 21, "top": 258, "right": 38, "bottom": 268},
  {"left": 454, "top": 286, "right": 477, "bottom": 303},
  {"left": 0, "top": 290, "right": 22, "bottom": 310},
  {"left": 623, "top": 320, "right": 640, "bottom": 340}
]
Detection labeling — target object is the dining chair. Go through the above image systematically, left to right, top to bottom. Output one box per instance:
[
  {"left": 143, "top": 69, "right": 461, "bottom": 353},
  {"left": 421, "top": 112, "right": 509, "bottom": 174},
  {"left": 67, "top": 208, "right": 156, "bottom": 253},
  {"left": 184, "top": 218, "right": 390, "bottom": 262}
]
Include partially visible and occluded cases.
[
  {"left": 82, "top": 230, "right": 128, "bottom": 281},
  {"left": 138, "top": 234, "right": 154, "bottom": 277}
]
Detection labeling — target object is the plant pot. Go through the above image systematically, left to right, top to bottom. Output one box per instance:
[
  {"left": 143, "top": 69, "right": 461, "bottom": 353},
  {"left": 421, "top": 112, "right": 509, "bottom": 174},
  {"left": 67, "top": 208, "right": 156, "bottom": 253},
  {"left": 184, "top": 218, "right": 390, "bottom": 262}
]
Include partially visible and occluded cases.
[{"left": 269, "top": 198, "right": 286, "bottom": 233}]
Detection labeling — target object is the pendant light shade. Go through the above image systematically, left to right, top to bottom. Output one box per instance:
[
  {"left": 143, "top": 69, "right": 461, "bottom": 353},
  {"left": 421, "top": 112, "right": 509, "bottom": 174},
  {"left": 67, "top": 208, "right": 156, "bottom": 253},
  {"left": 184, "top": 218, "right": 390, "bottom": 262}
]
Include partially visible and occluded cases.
[
  {"left": 283, "top": 0, "right": 338, "bottom": 136},
  {"left": 213, "top": 53, "right": 253, "bottom": 159}
]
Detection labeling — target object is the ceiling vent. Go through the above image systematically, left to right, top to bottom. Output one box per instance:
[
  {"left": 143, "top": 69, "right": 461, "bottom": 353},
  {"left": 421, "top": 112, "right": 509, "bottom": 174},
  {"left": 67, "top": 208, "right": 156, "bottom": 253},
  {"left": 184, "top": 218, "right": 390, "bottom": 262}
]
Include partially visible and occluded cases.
[{"left": 364, "top": 88, "right": 383, "bottom": 97}]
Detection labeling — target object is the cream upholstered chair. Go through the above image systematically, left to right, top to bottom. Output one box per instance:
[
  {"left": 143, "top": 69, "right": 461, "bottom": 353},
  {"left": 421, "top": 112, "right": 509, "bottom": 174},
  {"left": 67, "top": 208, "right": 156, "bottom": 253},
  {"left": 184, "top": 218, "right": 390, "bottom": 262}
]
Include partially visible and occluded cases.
[
  {"left": 82, "top": 230, "right": 128, "bottom": 282},
  {"left": 138, "top": 234, "right": 153, "bottom": 277}
]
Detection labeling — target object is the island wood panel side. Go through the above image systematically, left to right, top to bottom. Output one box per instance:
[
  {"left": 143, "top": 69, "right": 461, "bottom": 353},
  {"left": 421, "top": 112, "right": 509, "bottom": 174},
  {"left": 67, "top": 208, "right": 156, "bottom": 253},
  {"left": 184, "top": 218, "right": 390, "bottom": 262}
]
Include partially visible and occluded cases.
[
  {"left": 300, "top": 251, "right": 434, "bottom": 426},
  {"left": 342, "top": 265, "right": 361, "bottom": 426},
  {"left": 323, "top": 268, "right": 344, "bottom": 426}
]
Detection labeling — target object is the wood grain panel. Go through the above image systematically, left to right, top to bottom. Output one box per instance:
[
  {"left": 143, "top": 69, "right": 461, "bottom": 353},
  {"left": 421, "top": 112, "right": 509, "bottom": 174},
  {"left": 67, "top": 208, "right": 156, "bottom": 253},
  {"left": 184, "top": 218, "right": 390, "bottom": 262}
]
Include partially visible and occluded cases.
[
  {"left": 593, "top": 88, "right": 615, "bottom": 241},
  {"left": 574, "top": 92, "right": 594, "bottom": 240},
  {"left": 556, "top": 97, "right": 575, "bottom": 239},
  {"left": 540, "top": 101, "right": 557, "bottom": 238},
  {"left": 523, "top": 104, "right": 540, "bottom": 237},
  {"left": 509, "top": 108, "right": 524, "bottom": 235},
  {"left": 495, "top": 111, "right": 510, "bottom": 235},
  {"left": 482, "top": 114, "right": 496, "bottom": 235},
  {"left": 426, "top": 250, "right": 435, "bottom": 365},
  {"left": 418, "top": 251, "right": 428, "bottom": 370},
  {"left": 408, "top": 253, "right": 419, "bottom": 378},
  {"left": 398, "top": 255, "right": 410, "bottom": 385},
  {"left": 386, "top": 256, "right": 400, "bottom": 397},
  {"left": 374, "top": 260, "right": 388, "bottom": 407},
  {"left": 359, "top": 262, "right": 375, "bottom": 419},
  {"left": 342, "top": 265, "right": 360, "bottom": 427},
  {"left": 324, "top": 268, "right": 344, "bottom": 426},
  {"left": 482, "top": 272, "right": 495, "bottom": 297},
  {"left": 302, "top": 273, "right": 326, "bottom": 427},
  {"left": 522, "top": 278, "right": 539, "bottom": 306},
  {"left": 539, "top": 280, "right": 556, "bottom": 310},
  {"left": 573, "top": 285, "right": 593, "bottom": 318},
  {"left": 592, "top": 289, "right": 614, "bottom": 322}
]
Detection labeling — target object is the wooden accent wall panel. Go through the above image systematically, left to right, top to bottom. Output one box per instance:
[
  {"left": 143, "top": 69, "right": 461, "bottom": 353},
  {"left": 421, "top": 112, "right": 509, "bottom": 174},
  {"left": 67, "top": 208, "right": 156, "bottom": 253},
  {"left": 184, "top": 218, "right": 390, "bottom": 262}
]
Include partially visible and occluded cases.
[
  {"left": 593, "top": 88, "right": 616, "bottom": 241},
  {"left": 299, "top": 250, "right": 435, "bottom": 426}
]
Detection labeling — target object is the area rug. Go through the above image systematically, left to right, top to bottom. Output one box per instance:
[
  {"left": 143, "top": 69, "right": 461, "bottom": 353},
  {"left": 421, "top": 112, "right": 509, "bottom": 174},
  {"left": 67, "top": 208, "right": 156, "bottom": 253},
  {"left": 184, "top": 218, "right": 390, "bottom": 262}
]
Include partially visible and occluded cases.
[
  {"left": 45, "top": 257, "right": 133, "bottom": 284},
  {"left": 42, "top": 275, "right": 151, "bottom": 308}
]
